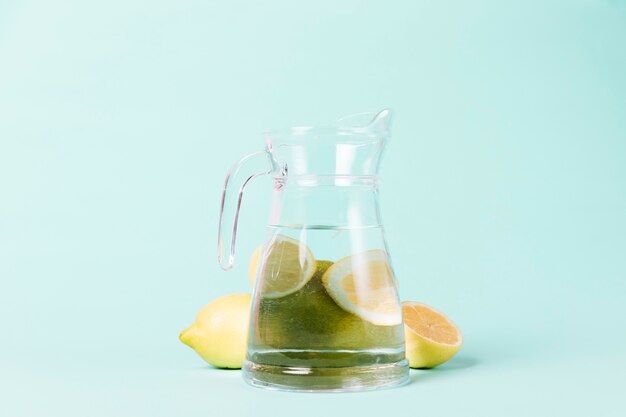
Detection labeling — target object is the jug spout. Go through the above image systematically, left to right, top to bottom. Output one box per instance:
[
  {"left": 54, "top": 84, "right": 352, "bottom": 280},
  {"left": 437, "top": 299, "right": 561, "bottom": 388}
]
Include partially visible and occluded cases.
[
  {"left": 335, "top": 108, "right": 393, "bottom": 138},
  {"left": 367, "top": 108, "right": 393, "bottom": 138}
]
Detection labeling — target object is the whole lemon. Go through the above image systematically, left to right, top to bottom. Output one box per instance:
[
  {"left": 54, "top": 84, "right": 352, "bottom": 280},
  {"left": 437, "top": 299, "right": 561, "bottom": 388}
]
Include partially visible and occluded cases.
[
  {"left": 248, "top": 245, "right": 263, "bottom": 288},
  {"left": 179, "top": 293, "right": 251, "bottom": 369}
]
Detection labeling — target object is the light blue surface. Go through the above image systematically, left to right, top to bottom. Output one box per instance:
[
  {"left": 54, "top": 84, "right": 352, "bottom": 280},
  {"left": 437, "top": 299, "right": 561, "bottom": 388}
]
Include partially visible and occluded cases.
[{"left": 1, "top": 1, "right": 625, "bottom": 416}]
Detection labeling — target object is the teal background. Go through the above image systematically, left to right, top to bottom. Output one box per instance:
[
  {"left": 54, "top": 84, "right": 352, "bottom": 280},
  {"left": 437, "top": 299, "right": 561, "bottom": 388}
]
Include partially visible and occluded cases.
[{"left": 1, "top": 0, "right": 625, "bottom": 416}]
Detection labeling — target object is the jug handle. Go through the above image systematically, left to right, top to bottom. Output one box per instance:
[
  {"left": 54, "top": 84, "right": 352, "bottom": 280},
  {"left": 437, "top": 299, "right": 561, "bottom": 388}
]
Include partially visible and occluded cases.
[{"left": 218, "top": 150, "right": 272, "bottom": 271}]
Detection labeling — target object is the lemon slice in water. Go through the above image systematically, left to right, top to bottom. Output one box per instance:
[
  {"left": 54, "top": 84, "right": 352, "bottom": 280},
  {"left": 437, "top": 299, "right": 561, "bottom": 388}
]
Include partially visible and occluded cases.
[
  {"left": 258, "top": 235, "right": 316, "bottom": 298},
  {"left": 322, "top": 250, "right": 402, "bottom": 326}
]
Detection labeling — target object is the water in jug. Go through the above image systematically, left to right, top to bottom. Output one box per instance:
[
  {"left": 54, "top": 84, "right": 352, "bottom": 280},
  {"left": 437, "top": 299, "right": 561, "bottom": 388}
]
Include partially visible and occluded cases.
[{"left": 218, "top": 109, "right": 409, "bottom": 391}]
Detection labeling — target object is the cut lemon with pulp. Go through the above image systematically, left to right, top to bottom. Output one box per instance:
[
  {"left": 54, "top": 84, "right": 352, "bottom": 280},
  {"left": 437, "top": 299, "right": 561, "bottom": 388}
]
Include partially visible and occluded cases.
[
  {"left": 258, "top": 235, "right": 316, "bottom": 298},
  {"left": 322, "top": 250, "right": 402, "bottom": 326},
  {"left": 402, "top": 301, "right": 463, "bottom": 368}
]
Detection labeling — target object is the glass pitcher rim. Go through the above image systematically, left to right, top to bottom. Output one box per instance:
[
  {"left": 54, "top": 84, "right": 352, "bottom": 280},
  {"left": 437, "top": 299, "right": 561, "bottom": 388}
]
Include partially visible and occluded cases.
[
  {"left": 262, "top": 108, "right": 393, "bottom": 141},
  {"left": 263, "top": 126, "right": 385, "bottom": 140}
]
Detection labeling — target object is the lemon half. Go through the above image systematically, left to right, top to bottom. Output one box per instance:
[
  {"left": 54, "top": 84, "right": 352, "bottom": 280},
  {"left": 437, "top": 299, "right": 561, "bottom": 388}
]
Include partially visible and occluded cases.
[
  {"left": 258, "top": 235, "right": 316, "bottom": 298},
  {"left": 322, "top": 250, "right": 402, "bottom": 326},
  {"left": 402, "top": 301, "right": 463, "bottom": 368}
]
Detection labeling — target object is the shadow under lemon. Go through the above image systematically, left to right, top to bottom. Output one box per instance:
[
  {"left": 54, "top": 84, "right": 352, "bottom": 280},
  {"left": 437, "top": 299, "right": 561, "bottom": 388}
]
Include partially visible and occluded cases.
[{"left": 408, "top": 356, "right": 479, "bottom": 385}]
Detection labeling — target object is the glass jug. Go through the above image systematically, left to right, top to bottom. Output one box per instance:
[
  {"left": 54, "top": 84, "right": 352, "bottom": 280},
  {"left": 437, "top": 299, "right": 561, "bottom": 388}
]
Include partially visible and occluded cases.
[{"left": 218, "top": 109, "right": 409, "bottom": 392}]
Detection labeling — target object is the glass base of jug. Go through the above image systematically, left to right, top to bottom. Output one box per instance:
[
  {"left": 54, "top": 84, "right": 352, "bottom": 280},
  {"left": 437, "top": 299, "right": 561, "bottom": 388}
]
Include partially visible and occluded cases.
[{"left": 242, "top": 359, "right": 410, "bottom": 392}]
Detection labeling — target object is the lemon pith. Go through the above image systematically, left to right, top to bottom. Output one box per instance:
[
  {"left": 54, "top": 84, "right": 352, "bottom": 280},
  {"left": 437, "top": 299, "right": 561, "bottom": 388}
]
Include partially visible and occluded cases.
[{"left": 322, "top": 250, "right": 402, "bottom": 326}]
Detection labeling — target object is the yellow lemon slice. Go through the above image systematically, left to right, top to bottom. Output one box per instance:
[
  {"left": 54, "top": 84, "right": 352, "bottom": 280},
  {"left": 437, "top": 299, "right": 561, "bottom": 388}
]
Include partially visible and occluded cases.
[
  {"left": 258, "top": 235, "right": 316, "bottom": 298},
  {"left": 322, "top": 250, "right": 402, "bottom": 326},
  {"left": 402, "top": 301, "right": 463, "bottom": 368}
]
